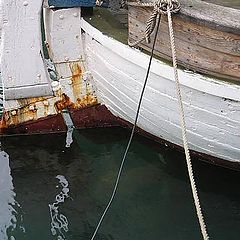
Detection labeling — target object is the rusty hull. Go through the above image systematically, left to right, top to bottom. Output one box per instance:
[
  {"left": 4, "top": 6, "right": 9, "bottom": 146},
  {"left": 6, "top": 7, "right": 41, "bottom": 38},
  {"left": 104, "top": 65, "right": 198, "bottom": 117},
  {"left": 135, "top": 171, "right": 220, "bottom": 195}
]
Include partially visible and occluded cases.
[
  {"left": 0, "top": 60, "right": 98, "bottom": 132},
  {"left": 0, "top": 104, "right": 119, "bottom": 135}
]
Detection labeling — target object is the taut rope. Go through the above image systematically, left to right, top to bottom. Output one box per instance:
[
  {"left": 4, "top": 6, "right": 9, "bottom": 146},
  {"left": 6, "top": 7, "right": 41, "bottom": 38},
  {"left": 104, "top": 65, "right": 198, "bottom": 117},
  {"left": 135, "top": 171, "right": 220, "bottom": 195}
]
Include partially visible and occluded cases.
[{"left": 166, "top": 1, "right": 209, "bottom": 239}]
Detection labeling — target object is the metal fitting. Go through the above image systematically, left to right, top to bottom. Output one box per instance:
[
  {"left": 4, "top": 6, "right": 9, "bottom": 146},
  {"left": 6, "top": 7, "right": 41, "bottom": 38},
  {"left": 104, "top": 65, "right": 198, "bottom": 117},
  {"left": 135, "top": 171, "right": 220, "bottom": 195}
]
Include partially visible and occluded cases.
[
  {"left": 29, "top": 105, "right": 35, "bottom": 111},
  {"left": 11, "top": 110, "right": 17, "bottom": 116}
]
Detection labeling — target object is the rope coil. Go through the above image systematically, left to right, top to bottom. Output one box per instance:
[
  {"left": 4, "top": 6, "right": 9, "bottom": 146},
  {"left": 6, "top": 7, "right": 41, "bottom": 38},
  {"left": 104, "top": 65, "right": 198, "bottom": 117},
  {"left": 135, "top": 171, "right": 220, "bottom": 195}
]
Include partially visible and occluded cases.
[{"left": 128, "top": 0, "right": 180, "bottom": 47}]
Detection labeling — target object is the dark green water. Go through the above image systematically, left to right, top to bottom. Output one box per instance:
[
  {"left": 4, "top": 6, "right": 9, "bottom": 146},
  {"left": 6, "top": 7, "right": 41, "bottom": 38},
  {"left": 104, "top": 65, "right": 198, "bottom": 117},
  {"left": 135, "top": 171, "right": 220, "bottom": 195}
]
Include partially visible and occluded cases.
[{"left": 0, "top": 128, "right": 240, "bottom": 240}]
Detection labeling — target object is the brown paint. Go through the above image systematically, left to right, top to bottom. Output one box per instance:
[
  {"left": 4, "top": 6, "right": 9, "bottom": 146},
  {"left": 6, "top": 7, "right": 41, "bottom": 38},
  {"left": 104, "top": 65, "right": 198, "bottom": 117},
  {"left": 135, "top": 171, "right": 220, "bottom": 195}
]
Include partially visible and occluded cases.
[{"left": 0, "top": 113, "right": 67, "bottom": 135}]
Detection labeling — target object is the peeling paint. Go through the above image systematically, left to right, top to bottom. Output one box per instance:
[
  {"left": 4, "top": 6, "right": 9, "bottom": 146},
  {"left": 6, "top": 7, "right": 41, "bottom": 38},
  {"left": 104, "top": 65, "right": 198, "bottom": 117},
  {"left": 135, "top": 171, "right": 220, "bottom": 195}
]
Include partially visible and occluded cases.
[
  {"left": 0, "top": 7, "right": 98, "bottom": 133},
  {"left": 1, "top": 61, "right": 98, "bottom": 129}
]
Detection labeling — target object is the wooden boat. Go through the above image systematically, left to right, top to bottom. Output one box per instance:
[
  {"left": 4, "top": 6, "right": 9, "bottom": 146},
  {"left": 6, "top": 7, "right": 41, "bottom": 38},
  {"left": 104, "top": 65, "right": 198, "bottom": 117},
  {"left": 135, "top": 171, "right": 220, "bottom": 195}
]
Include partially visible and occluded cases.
[
  {"left": 1, "top": 0, "right": 240, "bottom": 170},
  {"left": 128, "top": 0, "right": 240, "bottom": 81}
]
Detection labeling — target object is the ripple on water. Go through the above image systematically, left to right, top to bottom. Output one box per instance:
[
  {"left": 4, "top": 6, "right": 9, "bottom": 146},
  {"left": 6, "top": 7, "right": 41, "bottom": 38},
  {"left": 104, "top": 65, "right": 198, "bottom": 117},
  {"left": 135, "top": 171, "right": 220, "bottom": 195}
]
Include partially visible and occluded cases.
[{"left": 0, "top": 129, "right": 240, "bottom": 240}]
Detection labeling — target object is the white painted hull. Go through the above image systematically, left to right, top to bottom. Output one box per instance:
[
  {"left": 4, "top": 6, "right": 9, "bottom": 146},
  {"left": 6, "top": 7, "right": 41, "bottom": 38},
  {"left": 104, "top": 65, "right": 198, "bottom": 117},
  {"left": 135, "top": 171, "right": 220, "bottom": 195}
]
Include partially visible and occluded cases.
[{"left": 81, "top": 19, "right": 240, "bottom": 164}]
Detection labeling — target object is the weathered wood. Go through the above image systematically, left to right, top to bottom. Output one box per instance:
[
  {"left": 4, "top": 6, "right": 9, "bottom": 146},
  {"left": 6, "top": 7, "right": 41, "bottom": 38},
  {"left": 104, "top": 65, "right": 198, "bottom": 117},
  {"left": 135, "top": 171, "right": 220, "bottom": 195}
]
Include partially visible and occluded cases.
[
  {"left": 128, "top": 0, "right": 240, "bottom": 80},
  {"left": 179, "top": 0, "right": 240, "bottom": 35},
  {"left": 202, "top": 0, "right": 240, "bottom": 10}
]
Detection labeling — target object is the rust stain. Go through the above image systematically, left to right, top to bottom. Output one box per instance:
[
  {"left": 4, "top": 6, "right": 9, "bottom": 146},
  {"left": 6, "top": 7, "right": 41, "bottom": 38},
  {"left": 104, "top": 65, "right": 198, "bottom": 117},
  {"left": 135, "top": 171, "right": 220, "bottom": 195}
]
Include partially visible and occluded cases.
[
  {"left": 1, "top": 61, "right": 98, "bottom": 130},
  {"left": 70, "top": 62, "right": 82, "bottom": 101},
  {"left": 2, "top": 91, "right": 98, "bottom": 129},
  {"left": 55, "top": 93, "right": 74, "bottom": 112},
  {"left": 55, "top": 93, "right": 98, "bottom": 112},
  {"left": 76, "top": 94, "right": 98, "bottom": 108},
  {"left": 15, "top": 96, "right": 51, "bottom": 124},
  {"left": 17, "top": 96, "right": 49, "bottom": 108},
  {"left": 44, "top": 101, "right": 49, "bottom": 116},
  {"left": 10, "top": 105, "right": 37, "bottom": 126},
  {"left": 0, "top": 112, "right": 8, "bottom": 129}
]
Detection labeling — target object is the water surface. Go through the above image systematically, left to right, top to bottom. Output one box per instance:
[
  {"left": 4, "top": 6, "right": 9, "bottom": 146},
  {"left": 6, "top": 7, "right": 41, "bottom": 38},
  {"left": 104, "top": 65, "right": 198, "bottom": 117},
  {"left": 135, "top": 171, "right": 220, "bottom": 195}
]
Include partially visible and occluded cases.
[{"left": 0, "top": 128, "right": 240, "bottom": 239}]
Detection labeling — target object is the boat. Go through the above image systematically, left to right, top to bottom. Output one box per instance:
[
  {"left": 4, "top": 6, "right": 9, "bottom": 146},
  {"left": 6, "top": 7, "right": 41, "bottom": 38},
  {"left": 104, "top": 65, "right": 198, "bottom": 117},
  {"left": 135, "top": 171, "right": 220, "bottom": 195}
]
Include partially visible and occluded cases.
[
  {"left": 0, "top": 0, "right": 240, "bottom": 170},
  {"left": 128, "top": 0, "right": 240, "bottom": 81}
]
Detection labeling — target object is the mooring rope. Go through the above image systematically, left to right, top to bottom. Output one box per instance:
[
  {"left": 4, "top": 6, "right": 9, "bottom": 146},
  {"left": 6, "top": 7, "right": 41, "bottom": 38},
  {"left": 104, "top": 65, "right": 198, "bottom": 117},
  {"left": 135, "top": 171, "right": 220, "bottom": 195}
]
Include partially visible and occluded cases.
[
  {"left": 166, "top": 1, "right": 209, "bottom": 239},
  {"left": 128, "top": 2, "right": 159, "bottom": 47},
  {"left": 90, "top": 13, "right": 162, "bottom": 240}
]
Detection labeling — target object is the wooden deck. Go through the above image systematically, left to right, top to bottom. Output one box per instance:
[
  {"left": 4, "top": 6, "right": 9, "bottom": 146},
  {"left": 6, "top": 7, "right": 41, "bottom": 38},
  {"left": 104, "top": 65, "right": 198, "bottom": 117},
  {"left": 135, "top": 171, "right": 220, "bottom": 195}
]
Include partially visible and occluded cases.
[{"left": 128, "top": 0, "right": 240, "bottom": 81}]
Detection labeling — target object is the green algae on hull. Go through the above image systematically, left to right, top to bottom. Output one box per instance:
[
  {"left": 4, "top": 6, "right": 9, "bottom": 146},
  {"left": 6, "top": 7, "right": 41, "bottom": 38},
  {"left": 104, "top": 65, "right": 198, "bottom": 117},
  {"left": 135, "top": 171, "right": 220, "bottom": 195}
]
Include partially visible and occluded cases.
[{"left": 84, "top": 7, "right": 128, "bottom": 44}]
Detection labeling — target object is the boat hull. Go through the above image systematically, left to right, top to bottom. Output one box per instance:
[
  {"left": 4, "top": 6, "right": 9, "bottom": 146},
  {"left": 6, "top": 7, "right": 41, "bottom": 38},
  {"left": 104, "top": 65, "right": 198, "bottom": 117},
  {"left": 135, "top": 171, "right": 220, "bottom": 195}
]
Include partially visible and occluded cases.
[
  {"left": 1, "top": 6, "right": 240, "bottom": 170},
  {"left": 81, "top": 19, "right": 240, "bottom": 166},
  {"left": 1, "top": 102, "right": 240, "bottom": 170},
  {"left": 0, "top": 104, "right": 120, "bottom": 136}
]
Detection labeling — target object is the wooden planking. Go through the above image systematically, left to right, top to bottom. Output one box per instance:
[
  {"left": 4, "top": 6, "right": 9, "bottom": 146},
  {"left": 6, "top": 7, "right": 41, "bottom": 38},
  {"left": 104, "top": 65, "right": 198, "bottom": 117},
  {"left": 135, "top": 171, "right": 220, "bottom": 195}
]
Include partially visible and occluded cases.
[
  {"left": 1, "top": 0, "right": 53, "bottom": 100},
  {"left": 178, "top": 0, "right": 240, "bottom": 35},
  {"left": 128, "top": 4, "right": 240, "bottom": 80},
  {"left": 129, "top": 7, "right": 240, "bottom": 57},
  {"left": 82, "top": 19, "right": 240, "bottom": 162},
  {"left": 83, "top": 20, "right": 240, "bottom": 124},
  {"left": 91, "top": 67, "right": 240, "bottom": 161}
]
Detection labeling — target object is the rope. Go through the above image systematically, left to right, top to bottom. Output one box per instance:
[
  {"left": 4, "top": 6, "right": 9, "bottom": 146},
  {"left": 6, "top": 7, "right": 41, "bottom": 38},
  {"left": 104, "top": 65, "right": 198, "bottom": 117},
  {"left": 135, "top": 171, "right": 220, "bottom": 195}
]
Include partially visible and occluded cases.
[
  {"left": 95, "top": 0, "right": 103, "bottom": 6},
  {"left": 120, "top": 0, "right": 128, "bottom": 8},
  {"left": 128, "top": 0, "right": 180, "bottom": 47},
  {"left": 166, "top": 2, "right": 209, "bottom": 240},
  {"left": 128, "top": 4, "right": 158, "bottom": 47},
  {"left": 90, "top": 13, "right": 162, "bottom": 240}
]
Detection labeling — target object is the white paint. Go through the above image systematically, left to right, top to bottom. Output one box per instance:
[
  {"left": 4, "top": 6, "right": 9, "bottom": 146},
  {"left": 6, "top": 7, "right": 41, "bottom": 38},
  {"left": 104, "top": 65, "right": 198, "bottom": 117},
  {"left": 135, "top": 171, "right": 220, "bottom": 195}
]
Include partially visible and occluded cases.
[
  {"left": 0, "top": 0, "right": 53, "bottom": 100},
  {"left": 44, "top": 7, "right": 96, "bottom": 103},
  {"left": 44, "top": 8, "right": 83, "bottom": 63},
  {"left": 81, "top": 19, "right": 240, "bottom": 163},
  {"left": 51, "top": 80, "right": 61, "bottom": 92},
  {"left": 0, "top": 151, "right": 18, "bottom": 240}
]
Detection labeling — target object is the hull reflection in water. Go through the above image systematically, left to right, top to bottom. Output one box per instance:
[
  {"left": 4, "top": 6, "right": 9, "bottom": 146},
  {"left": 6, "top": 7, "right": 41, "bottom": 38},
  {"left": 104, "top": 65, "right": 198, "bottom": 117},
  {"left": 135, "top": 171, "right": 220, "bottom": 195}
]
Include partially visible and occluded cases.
[
  {"left": 1, "top": 128, "right": 240, "bottom": 239},
  {"left": 0, "top": 148, "right": 25, "bottom": 239},
  {"left": 49, "top": 175, "right": 70, "bottom": 239}
]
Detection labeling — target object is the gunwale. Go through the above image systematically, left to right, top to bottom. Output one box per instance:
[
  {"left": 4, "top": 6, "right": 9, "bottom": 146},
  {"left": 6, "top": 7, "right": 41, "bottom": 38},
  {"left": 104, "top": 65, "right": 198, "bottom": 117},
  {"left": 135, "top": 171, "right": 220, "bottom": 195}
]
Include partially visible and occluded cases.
[
  {"left": 128, "top": 0, "right": 240, "bottom": 81},
  {"left": 129, "top": 0, "right": 240, "bottom": 34},
  {"left": 178, "top": 0, "right": 240, "bottom": 35}
]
